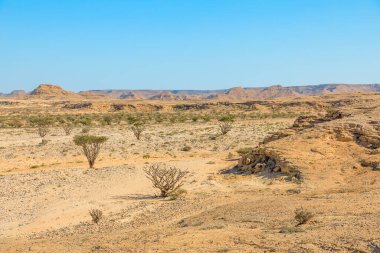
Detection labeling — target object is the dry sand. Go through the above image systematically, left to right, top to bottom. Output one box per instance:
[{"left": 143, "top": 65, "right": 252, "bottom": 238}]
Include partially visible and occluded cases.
[{"left": 0, "top": 94, "right": 380, "bottom": 252}]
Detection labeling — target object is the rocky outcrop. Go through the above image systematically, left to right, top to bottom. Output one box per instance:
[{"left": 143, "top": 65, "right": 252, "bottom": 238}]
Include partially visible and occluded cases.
[
  {"left": 262, "top": 110, "right": 347, "bottom": 144},
  {"left": 334, "top": 122, "right": 380, "bottom": 149},
  {"left": 237, "top": 148, "right": 301, "bottom": 181}
]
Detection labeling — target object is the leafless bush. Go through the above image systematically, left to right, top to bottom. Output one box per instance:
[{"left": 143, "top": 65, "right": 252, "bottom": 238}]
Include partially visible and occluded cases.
[
  {"left": 131, "top": 122, "right": 145, "bottom": 140},
  {"left": 219, "top": 122, "right": 232, "bottom": 135},
  {"left": 62, "top": 123, "right": 74, "bottom": 136},
  {"left": 38, "top": 126, "right": 49, "bottom": 138},
  {"left": 73, "top": 135, "right": 108, "bottom": 168},
  {"left": 144, "top": 163, "right": 188, "bottom": 197},
  {"left": 294, "top": 207, "right": 314, "bottom": 226},
  {"left": 89, "top": 209, "right": 103, "bottom": 224}
]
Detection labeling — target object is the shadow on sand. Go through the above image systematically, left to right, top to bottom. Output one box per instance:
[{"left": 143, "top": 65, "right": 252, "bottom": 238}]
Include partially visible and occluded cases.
[
  {"left": 220, "top": 166, "right": 287, "bottom": 179},
  {"left": 111, "top": 194, "right": 160, "bottom": 200}
]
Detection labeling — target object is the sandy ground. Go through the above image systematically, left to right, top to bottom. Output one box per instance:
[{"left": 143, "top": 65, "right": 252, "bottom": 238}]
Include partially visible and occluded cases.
[{"left": 0, "top": 97, "right": 380, "bottom": 252}]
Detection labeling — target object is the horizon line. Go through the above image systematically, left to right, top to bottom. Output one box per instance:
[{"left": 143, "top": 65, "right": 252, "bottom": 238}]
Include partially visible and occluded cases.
[{"left": 2, "top": 82, "right": 380, "bottom": 94}]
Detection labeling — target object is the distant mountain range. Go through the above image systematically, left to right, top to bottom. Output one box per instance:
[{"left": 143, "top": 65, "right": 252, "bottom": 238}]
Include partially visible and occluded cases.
[{"left": 1, "top": 83, "right": 380, "bottom": 100}]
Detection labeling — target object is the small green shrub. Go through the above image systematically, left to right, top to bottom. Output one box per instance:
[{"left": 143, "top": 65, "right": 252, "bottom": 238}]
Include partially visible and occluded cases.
[
  {"left": 326, "top": 107, "right": 339, "bottom": 114},
  {"left": 218, "top": 114, "right": 235, "bottom": 122},
  {"left": 102, "top": 115, "right": 113, "bottom": 126},
  {"left": 191, "top": 115, "right": 200, "bottom": 122},
  {"left": 202, "top": 115, "right": 211, "bottom": 122},
  {"left": 209, "top": 135, "right": 217, "bottom": 140},
  {"left": 181, "top": 145, "right": 191, "bottom": 152},
  {"left": 236, "top": 147, "right": 254, "bottom": 156},
  {"left": 168, "top": 188, "right": 187, "bottom": 200},
  {"left": 286, "top": 188, "right": 301, "bottom": 194},
  {"left": 279, "top": 226, "right": 304, "bottom": 234}
]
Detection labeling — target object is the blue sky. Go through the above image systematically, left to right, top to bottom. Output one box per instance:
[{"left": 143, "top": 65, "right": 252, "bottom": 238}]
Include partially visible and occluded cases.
[{"left": 0, "top": 0, "right": 380, "bottom": 92}]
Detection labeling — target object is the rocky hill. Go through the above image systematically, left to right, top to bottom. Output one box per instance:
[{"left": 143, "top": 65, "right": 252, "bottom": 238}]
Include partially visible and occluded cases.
[
  {"left": 30, "top": 84, "right": 82, "bottom": 99},
  {"left": 255, "top": 85, "right": 299, "bottom": 99},
  {"left": 0, "top": 90, "right": 27, "bottom": 98},
  {"left": 8, "top": 90, "right": 27, "bottom": 97},
  {"left": 119, "top": 91, "right": 144, "bottom": 100},
  {"left": 150, "top": 91, "right": 186, "bottom": 100}
]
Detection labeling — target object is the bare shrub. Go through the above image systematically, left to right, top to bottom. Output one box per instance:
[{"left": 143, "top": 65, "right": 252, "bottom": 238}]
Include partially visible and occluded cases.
[
  {"left": 218, "top": 114, "right": 234, "bottom": 135},
  {"left": 131, "top": 122, "right": 145, "bottom": 140},
  {"left": 219, "top": 122, "right": 232, "bottom": 135},
  {"left": 62, "top": 123, "right": 74, "bottom": 136},
  {"left": 37, "top": 126, "right": 49, "bottom": 138},
  {"left": 73, "top": 135, "right": 108, "bottom": 168},
  {"left": 144, "top": 163, "right": 188, "bottom": 197},
  {"left": 294, "top": 207, "right": 314, "bottom": 226},
  {"left": 89, "top": 209, "right": 103, "bottom": 224}
]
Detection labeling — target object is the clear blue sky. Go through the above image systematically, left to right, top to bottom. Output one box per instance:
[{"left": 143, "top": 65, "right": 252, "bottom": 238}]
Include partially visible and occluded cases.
[{"left": 1, "top": 0, "right": 380, "bottom": 92}]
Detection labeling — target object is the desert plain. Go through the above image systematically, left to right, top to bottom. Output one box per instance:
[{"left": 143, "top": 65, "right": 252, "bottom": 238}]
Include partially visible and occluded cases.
[{"left": 0, "top": 85, "right": 380, "bottom": 252}]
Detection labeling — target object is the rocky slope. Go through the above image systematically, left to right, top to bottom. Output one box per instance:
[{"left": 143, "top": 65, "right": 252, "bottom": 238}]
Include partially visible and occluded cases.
[{"left": 237, "top": 97, "right": 380, "bottom": 191}]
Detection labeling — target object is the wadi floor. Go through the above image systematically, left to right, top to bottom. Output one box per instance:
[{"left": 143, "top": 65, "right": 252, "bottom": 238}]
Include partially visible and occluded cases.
[{"left": 0, "top": 97, "right": 380, "bottom": 252}]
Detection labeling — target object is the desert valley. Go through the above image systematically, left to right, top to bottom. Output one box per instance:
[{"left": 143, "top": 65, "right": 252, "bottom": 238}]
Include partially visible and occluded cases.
[{"left": 0, "top": 84, "right": 379, "bottom": 252}]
